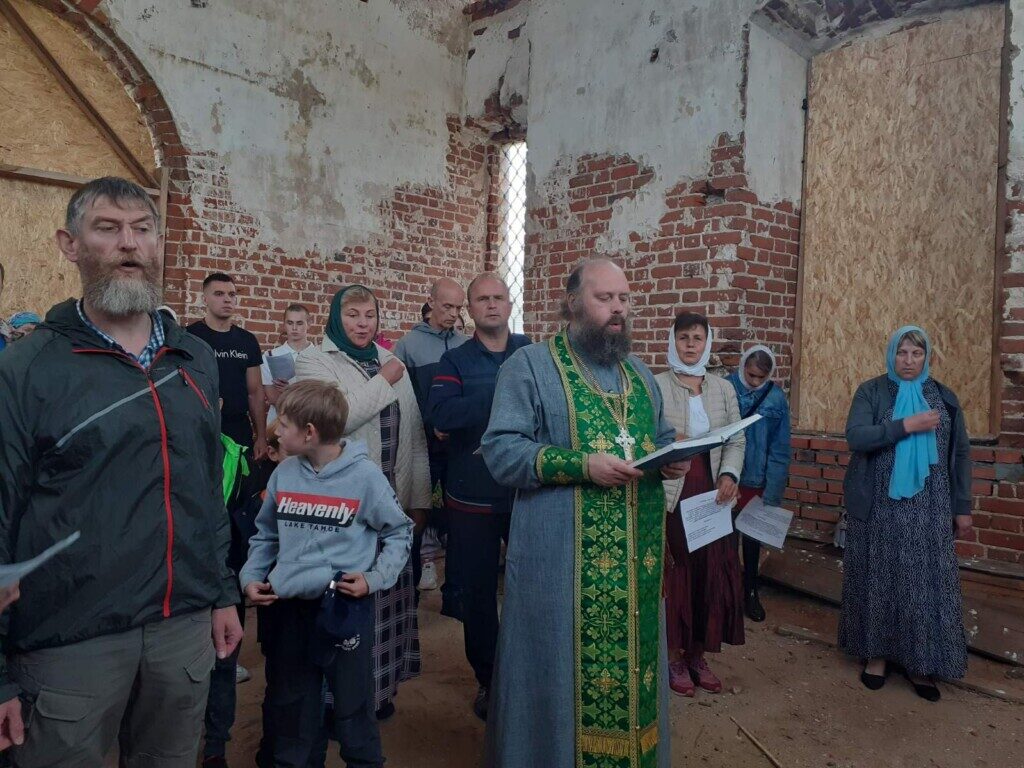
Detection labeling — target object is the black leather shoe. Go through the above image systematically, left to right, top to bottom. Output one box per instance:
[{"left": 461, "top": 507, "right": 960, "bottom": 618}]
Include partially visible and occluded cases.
[
  {"left": 744, "top": 588, "right": 766, "bottom": 622},
  {"left": 860, "top": 662, "right": 888, "bottom": 690},
  {"left": 904, "top": 672, "right": 941, "bottom": 702},
  {"left": 376, "top": 701, "right": 396, "bottom": 721}
]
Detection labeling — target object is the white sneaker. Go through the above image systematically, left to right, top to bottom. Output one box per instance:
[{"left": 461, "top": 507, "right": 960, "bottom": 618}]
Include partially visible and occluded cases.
[
  {"left": 418, "top": 561, "right": 438, "bottom": 591},
  {"left": 235, "top": 665, "right": 252, "bottom": 684}
]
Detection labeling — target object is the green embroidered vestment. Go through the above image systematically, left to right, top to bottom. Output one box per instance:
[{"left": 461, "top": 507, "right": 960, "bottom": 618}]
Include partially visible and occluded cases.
[{"left": 536, "top": 333, "right": 666, "bottom": 768}]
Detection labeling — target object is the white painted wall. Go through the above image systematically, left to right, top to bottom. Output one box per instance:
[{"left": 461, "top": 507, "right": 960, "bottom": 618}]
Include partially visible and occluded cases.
[
  {"left": 101, "top": 0, "right": 468, "bottom": 253},
  {"left": 517, "top": 0, "right": 760, "bottom": 248},
  {"left": 525, "top": 0, "right": 754, "bottom": 184},
  {"left": 464, "top": 3, "right": 530, "bottom": 127},
  {"left": 745, "top": 23, "right": 808, "bottom": 205}
]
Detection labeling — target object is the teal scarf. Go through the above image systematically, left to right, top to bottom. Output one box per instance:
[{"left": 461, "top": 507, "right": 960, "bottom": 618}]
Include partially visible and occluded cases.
[
  {"left": 326, "top": 285, "right": 379, "bottom": 363},
  {"left": 887, "top": 325, "right": 939, "bottom": 500}
]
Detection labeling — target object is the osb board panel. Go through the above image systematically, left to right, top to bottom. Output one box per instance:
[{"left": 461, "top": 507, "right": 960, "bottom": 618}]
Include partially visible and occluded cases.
[
  {"left": 11, "top": 0, "right": 153, "bottom": 172},
  {"left": 798, "top": 5, "right": 1003, "bottom": 435},
  {"left": 0, "top": 10, "right": 135, "bottom": 178},
  {"left": 0, "top": 178, "right": 77, "bottom": 319}
]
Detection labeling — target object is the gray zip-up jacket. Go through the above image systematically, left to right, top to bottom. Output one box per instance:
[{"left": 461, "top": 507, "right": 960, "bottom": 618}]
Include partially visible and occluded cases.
[
  {"left": 394, "top": 322, "right": 468, "bottom": 429},
  {"left": 239, "top": 441, "right": 413, "bottom": 598}
]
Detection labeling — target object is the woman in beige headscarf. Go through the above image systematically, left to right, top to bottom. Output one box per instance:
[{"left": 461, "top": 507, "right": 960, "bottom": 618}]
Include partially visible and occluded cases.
[{"left": 656, "top": 311, "right": 745, "bottom": 698}]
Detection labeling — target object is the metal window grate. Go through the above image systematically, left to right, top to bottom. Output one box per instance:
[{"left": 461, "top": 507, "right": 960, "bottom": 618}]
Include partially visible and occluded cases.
[{"left": 495, "top": 142, "right": 527, "bottom": 333}]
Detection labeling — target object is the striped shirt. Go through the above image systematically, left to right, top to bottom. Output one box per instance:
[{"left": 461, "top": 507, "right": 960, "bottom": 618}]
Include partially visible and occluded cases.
[{"left": 76, "top": 300, "right": 165, "bottom": 369}]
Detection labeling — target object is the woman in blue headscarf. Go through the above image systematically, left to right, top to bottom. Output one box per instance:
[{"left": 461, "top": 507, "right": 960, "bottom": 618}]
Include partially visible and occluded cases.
[{"left": 839, "top": 326, "right": 972, "bottom": 701}]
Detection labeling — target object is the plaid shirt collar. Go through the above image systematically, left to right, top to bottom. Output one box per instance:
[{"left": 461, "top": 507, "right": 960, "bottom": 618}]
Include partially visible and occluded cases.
[{"left": 76, "top": 300, "right": 165, "bottom": 368}]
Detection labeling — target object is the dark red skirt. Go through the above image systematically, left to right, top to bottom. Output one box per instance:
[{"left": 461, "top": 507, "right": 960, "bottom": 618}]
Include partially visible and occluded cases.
[{"left": 664, "top": 455, "right": 745, "bottom": 654}]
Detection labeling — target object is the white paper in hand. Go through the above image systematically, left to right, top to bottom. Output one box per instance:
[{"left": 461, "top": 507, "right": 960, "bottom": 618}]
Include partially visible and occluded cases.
[
  {"left": 678, "top": 490, "right": 733, "bottom": 552},
  {"left": 735, "top": 496, "right": 793, "bottom": 550},
  {"left": 0, "top": 531, "right": 81, "bottom": 587}
]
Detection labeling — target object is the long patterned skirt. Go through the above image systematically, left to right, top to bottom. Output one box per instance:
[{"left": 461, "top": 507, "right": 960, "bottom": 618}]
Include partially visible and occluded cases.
[
  {"left": 664, "top": 455, "right": 745, "bottom": 655},
  {"left": 373, "top": 557, "right": 421, "bottom": 709}
]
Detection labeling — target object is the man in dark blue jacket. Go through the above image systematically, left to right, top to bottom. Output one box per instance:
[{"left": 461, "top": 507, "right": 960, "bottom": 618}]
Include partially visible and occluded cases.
[{"left": 428, "top": 274, "right": 529, "bottom": 721}]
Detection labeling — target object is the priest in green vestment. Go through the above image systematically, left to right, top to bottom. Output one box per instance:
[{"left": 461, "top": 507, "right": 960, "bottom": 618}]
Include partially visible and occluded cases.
[{"left": 481, "top": 259, "right": 689, "bottom": 768}]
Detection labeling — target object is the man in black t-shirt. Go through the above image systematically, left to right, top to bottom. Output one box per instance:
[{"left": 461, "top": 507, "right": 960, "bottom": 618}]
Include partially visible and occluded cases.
[
  {"left": 186, "top": 272, "right": 267, "bottom": 767},
  {"left": 187, "top": 273, "right": 267, "bottom": 458}
]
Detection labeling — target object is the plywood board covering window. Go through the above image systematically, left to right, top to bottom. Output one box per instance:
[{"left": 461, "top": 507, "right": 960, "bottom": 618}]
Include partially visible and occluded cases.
[
  {"left": 0, "top": 0, "right": 155, "bottom": 320},
  {"left": 796, "top": 4, "right": 1003, "bottom": 436}
]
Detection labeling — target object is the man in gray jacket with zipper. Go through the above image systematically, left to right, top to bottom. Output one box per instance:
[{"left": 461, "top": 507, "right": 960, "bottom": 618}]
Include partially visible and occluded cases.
[
  {"left": 0, "top": 177, "right": 242, "bottom": 766},
  {"left": 394, "top": 278, "right": 467, "bottom": 603}
]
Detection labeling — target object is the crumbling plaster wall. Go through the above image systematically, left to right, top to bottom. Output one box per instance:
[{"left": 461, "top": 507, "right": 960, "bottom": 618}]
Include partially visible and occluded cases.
[
  {"left": 104, "top": 0, "right": 468, "bottom": 253},
  {"left": 463, "top": 0, "right": 1024, "bottom": 563},
  {"left": 522, "top": 0, "right": 758, "bottom": 243},
  {"left": 745, "top": 22, "right": 808, "bottom": 205}
]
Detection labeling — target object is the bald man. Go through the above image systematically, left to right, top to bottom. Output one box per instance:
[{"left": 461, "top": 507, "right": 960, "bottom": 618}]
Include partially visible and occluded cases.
[{"left": 394, "top": 278, "right": 468, "bottom": 601}]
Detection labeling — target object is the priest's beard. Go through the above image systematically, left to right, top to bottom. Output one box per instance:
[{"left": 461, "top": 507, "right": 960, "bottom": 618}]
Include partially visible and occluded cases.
[
  {"left": 80, "top": 254, "right": 161, "bottom": 317},
  {"left": 570, "top": 312, "right": 632, "bottom": 366}
]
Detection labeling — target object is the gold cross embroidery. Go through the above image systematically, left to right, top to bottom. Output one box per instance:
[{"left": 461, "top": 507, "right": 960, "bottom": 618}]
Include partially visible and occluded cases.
[
  {"left": 590, "top": 433, "right": 613, "bottom": 453},
  {"left": 641, "top": 435, "right": 656, "bottom": 455},
  {"left": 593, "top": 495, "right": 619, "bottom": 521},
  {"left": 594, "top": 551, "right": 617, "bottom": 574},
  {"left": 595, "top": 669, "right": 617, "bottom": 694}
]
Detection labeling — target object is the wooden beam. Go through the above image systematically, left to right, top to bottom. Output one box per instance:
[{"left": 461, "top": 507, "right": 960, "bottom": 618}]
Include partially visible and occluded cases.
[
  {"left": 0, "top": 0, "right": 158, "bottom": 188},
  {"left": 990, "top": 2, "right": 1013, "bottom": 438},
  {"left": 790, "top": 56, "right": 812, "bottom": 426},
  {"left": 0, "top": 163, "right": 159, "bottom": 197},
  {"left": 157, "top": 165, "right": 170, "bottom": 288},
  {"left": 157, "top": 165, "right": 170, "bottom": 235},
  {"left": 785, "top": 523, "right": 1024, "bottom": 581},
  {"left": 762, "top": 539, "right": 1024, "bottom": 666},
  {"left": 776, "top": 624, "right": 1024, "bottom": 705}
]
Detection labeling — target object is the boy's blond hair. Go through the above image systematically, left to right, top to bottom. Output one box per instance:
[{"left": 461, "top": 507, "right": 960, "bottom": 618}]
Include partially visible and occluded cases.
[
  {"left": 276, "top": 380, "right": 348, "bottom": 443},
  {"left": 266, "top": 419, "right": 282, "bottom": 453}
]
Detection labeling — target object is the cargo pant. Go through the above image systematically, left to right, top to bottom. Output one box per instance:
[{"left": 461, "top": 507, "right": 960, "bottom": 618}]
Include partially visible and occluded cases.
[{"left": 9, "top": 610, "right": 215, "bottom": 768}]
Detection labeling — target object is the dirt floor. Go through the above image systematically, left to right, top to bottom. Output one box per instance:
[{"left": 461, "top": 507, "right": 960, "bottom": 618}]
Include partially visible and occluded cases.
[{"left": 224, "top": 578, "right": 1024, "bottom": 768}]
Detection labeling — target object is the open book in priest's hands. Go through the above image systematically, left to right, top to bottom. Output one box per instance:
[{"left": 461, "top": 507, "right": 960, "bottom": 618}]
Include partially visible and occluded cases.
[{"left": 630, "top": 414, "right": 762, "bottom": 471}]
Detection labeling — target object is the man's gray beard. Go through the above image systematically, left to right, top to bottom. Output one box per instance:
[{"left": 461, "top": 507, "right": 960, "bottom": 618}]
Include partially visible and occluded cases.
[
  {"left": 83, "top": 274, "right": 161, "bottom": 316},
  {"left": 570, "top": 315, "right": 632, "bottom": 366}
]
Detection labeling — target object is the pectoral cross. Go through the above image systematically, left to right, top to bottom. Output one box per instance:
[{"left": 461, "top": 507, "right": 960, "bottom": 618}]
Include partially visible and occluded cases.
[{"left": 615, "top": 426, "right": 636, "bottom": 462}]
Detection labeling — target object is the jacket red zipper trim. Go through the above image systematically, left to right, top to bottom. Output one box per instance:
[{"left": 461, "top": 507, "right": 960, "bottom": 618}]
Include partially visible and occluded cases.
[
  {"left": 73, "top": 346, "right": 176, "bottom": 617},
  {"left": 179, "top": 367, "right": 211, "bottom": 410}
]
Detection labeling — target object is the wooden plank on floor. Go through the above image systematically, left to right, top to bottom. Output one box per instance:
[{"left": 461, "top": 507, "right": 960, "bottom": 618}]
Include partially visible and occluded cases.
[{"left": 763, "top": 541, "right": 1024, "bottom": 666}]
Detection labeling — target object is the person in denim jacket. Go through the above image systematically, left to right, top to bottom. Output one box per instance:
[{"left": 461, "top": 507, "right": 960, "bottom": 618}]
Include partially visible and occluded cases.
[{"left": 726, "top": 345, "right": 791, "bottom": 622}]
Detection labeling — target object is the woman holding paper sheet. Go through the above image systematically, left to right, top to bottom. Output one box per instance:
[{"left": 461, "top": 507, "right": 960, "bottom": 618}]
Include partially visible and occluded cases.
[
  {"left": 656, "top": 311, "right": 746, "bottom": 698},
  {"left": 839, "top": 326, "right": 971, "bottom": 702},
  {"left": 727, "top": 346, "right": 792, "bottom": 622}
]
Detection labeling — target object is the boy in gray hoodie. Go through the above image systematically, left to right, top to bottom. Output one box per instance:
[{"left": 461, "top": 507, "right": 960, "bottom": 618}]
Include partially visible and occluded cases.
[{"left": 240, "top": 381, "right": 413, "bottom": 768}]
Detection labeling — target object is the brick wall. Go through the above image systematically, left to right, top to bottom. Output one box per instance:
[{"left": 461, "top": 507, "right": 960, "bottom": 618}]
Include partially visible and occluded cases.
[
  {"left": 43, "top": 2, "right": 491, "bottom": 350},
  {"left": 166, "top": 116, "right": 490, "bottom": 347},
  {"left": 524, "top": 133, "right": 799, "bottom": 380},
  {"left": 525, "top": 133, "right": 1024, "bottom": 564},
  {"left": 789, "top": 440, "right": 1024, "bottom": 564}
]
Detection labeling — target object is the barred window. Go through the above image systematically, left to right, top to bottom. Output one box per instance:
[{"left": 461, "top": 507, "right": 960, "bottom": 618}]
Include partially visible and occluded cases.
[{"left": 495, "top": 141, "right": 527, "bottom": 333}]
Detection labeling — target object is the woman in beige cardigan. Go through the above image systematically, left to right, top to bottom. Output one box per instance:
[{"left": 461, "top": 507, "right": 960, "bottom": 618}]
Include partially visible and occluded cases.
[
  {"left": 295, "top": 285, "right": 431, "bottom": 721},
  {"left": 656, "top": 311, "right": 746, "bottom": 698}
]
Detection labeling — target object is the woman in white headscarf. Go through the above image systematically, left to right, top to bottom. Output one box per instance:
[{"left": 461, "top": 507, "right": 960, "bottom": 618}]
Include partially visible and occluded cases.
[
  {"left": 655, "top": 311, "right": 745, "bottom": 698},
  {"left": 727, "top": 345, "right": 792, "bottom": 622}
]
